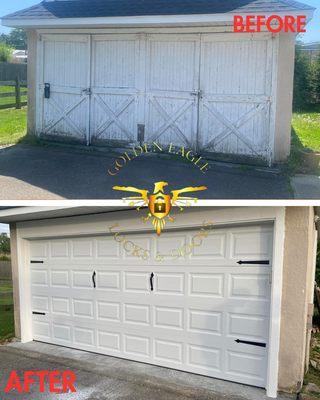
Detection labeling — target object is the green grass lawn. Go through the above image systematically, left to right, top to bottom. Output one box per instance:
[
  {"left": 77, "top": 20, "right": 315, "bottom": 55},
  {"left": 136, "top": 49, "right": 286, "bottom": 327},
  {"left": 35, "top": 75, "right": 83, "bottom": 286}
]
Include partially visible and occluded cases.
[
  {"left": 0, "top": 85, "right": 27, "bottom": 107},
  {"left": 290, "top": 105, "right": 320, "bottom": 174},
  {"left": 0, "top": 107, "right": 27, "bottom": 145},
  {"left": 292, "top": 107, "right": 320, "bottom": 152},
  {"left": 0, "top": 279, "right": 14, "bottom": 342}
]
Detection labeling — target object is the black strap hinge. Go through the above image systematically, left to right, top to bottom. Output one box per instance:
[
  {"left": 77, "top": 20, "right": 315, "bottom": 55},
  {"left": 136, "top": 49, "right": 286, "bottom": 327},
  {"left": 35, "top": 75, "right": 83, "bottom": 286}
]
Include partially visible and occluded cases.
[
  {"left": 31, "top": 260, "right": 44, "bottom": 264},
  {"left": 237, "top": 260, "right": 270, "bottom": 265},
  {"left": 32, "top": 311, "right": 46, "bottom": 315},
  {"left": 235, "top": 339, "right": 266, "bottom": 347}
]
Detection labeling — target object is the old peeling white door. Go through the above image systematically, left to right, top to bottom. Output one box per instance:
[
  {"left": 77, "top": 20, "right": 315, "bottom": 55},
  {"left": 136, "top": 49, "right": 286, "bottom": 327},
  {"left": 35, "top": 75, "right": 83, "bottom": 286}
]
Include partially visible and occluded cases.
[
  {"left": 199, "top": 33, "right": 274, "bottom": 161},
  {"left": 144, "top": 34, "right": 200, "bottom": 149},
  {"left": 40, "top": 35, "right": 91, "bottom": 143},
  {"left": 90, "top": 35, "right": 142, "bottom": 145},
  {"left": 30, "top": 224, "right": 272, "bottom": 388}
]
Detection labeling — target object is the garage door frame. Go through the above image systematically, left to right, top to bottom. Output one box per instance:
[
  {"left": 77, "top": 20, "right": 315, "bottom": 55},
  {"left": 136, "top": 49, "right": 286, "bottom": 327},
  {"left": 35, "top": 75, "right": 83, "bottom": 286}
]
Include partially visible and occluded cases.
[
  {"left": 35, "top": 29, "right": 279, "bottom": 164},
  {"left": 14, "top": 207, "right": 285, "bottom": 398}
]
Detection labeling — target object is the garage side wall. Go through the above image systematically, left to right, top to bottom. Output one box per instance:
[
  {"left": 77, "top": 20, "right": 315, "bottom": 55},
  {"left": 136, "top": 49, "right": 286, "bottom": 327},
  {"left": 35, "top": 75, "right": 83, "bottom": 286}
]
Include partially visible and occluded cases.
[
  {"left": 27, "top": 30, "right": 38, "bottom": 136},
  {"left": 273, "top": 33, "right": 295, "bottom": 162},
  {"left": 278, "top": 207, "right": 316, "bottom": 392},
  {"left": 9, "top": 222, "right": 21, "bottom": 339}
]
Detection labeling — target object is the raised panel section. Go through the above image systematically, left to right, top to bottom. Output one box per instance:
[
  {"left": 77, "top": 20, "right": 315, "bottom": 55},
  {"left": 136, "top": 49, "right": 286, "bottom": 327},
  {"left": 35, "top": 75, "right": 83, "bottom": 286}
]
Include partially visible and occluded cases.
[
  {"left": 230, "top": 229, "right": 272, "bottom": 260},
  {"left": 192, "top": 233, "right": 226, "bottom": 258},
  {"left": 156, "top": 236, "right": 186, "bottom": 256},
  {"left": 123, "top": 237, "right": 151, "bottom": 258},
  {"left": 96, "top": 238, "right": 119, "bottom": 258},
  {"left": 72, "top": 240, "right": 93, "bottom": 258},
  {"left": 50, "top": 241, "right": 69, "bottom": 258},
  {"left": 30, "top": 242, "right": 47, "bottom": 258},
  {"left": 31, "top": 269, "right": 48, "bottom": 286},
  {"left": 51, "top": 270, "right": 69, "bottom": 287},
  {"left": 73, "top": 271, "right": 93, "bottom": 289},
  {"left": 98, "top": 271, "right": 120, "bottom": 290},
  {"left": 124, "top": 272, "right": 149, "bottom": 293},
  {"left": 156, "top": 273, "right": 184, "bottom": 294},
  {"left": 189, "top": 274, "right": 223, "bottom": 297},
  {"left": 230, "top": 275, "right": 269, "bottom": 300},
  {"left": 32, "top": 296, "right": 49, "bottom": 312},
  {"left": 52, "top": 297, "right": 70, "bottom": 315},
  {"left": 73, "top": 299, "right": 94, "bottom": 318},
  {"left": 97, "top": 301, "right": 120, "bottom": 321},
  {"left": 124, "top": 304, "right": 149, "bottom": 325},
  {"left": 154, "top": 306, "right": 183, "bottom": 329},
  {"left": 189, "top": 310, "right": 222, "bottom": 334},
  {"left": 228, "top": 313, "right": 267, "bottom": 340},
  {"left": 33, "top": 321, "right": 50, "bottom": 338},
  {"left": 53, "top": 324, "right": 71, "bottom": 342},
  {"left": 74, "top": 327, "right": 95, "bottom": 346},
  {"left": 98, "top": 330, "right": 121, "bottom": 351},
  {"left": 124, "top": 334, "right": 150, "bottom": 357},
  {"left": 154, "top": 339, "right": 182, "bottom": 363},
  {"left": 188, "top": 345, "right": 220, "bottom": 371},
  {"left": 227, "top": 351, "right": 265, "bottom": 379}
]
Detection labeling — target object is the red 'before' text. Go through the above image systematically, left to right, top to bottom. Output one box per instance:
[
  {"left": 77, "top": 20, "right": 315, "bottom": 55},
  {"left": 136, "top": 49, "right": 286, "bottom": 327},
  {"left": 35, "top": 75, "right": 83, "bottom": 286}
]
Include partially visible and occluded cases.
[
  {"left": 233, "top": 15, "right": 307, "bottom": 33},
  {"left": 3, "top": 370, "right": 77, "bottom": 393}
]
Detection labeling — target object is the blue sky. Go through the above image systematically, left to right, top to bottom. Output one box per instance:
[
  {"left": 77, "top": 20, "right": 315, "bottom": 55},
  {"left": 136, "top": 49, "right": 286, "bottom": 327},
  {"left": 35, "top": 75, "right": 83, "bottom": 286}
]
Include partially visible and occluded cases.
[
  {"left": 0, "top": 0, "right": 319, "bottom": 42},
  {"left": 0, "top": 224, "right": 9, "bottom": 235}
]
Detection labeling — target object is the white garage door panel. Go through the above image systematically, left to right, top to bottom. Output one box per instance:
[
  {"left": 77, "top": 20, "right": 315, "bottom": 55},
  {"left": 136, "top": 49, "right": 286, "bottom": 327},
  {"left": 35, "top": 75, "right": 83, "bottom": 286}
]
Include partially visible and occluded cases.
[
  {"left": 40, "top": 33, "right": 274, "bottom": 161},
  {"left": 199, "top": 34, "right": 273, "bottom": 158},
  {"left": 41, "top": 35, "right": 90, "bottom": 142},
  {"left": 90, "top": 35, "right": 141, "bottom": 144},
  {"left": 145, "top": 35, "right": 199, "bottom": 148},
  {"left": 30, "top": 225, "right": 273, "bottom": 387}
]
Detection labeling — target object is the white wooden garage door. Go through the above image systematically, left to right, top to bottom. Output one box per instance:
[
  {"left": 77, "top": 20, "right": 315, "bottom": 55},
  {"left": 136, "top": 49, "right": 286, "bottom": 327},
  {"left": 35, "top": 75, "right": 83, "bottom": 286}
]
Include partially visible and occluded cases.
[
  {"left": 40, "top": 33, "right": 274, "bottom": 161},
  {"left": 30, "top": 224, "right": 273, "bottom": 387}
]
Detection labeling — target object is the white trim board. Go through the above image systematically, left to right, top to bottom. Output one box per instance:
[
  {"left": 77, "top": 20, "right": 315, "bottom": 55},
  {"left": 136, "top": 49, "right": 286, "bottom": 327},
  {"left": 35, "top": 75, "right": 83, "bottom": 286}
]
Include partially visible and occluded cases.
[{"left": 14, "top": 207, "right": 285, "bottom": 398}]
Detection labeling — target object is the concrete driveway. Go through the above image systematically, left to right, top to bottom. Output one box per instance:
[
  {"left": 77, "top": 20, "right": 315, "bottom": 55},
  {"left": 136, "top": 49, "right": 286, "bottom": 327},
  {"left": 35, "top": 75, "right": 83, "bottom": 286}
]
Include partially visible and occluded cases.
[
  {"left": 0, "top": 144, "right": 293, "bottom": 200},
  {"left": 0, "top": 342, "right": 293, "bottom": 400}
]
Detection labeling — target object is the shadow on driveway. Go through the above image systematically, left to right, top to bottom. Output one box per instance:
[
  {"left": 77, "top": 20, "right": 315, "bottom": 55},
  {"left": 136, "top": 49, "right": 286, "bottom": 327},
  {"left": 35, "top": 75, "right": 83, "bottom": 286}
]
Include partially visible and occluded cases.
[{"left": 0, "top": 144, "right": 292, "bottom": 199}]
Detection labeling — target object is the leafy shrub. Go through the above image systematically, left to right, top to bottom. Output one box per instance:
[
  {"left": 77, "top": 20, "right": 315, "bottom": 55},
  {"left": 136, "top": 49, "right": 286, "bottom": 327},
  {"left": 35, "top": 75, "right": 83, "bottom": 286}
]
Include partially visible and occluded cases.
[{"left": 0, "top": 43, "right": 12, "bottom": 62}]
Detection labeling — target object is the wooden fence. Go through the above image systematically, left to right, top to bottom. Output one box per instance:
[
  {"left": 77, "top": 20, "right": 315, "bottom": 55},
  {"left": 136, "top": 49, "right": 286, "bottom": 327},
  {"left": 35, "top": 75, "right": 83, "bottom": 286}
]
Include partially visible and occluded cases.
[
  {"left": 0, "top": 62, "right": 27, "bottom": 82},
  {"left": 0, "top": 78, "right": 27, "bottom": 110},
  {"left": 0, "top": 261, "right": 12, "bottom": 280}
]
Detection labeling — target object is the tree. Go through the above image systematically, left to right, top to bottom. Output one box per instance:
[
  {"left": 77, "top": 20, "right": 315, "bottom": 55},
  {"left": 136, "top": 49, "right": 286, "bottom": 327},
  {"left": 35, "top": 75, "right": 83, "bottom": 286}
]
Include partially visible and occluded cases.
[
  {"left": 0, "top": 29, "right": 27, "bottom": 50},
  {"left": 6, "top": 29, "right": 27, "bottom": 50},
  {"left": 0, "top": 43, "right": 12, "bottom": 62},
  {"left": 293, "top": 45, "right": 313, "bottom": 110},
  {"left": 312, "top": 53, "right": 320, "bottom": 105},
  {"left": 0, "top": 233, "right": 10, "bottom": 254}
]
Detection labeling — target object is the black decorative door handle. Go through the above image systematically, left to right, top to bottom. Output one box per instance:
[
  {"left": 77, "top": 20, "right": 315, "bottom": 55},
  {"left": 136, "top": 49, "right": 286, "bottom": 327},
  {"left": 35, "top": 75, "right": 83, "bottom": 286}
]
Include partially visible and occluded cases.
[
  {"left": 92, "top": 271, "right": 96, "bottom": 288},
  {"left": 150, "top": 273, "right": 154, "bottom": 291}
]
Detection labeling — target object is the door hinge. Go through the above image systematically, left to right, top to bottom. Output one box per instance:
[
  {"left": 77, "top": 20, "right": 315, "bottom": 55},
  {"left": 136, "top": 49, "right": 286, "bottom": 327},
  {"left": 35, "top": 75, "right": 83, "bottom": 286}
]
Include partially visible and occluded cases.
[
  {"left": 82, "top": 88, "right": 92, "bottom": 96},
  {"left": 31, "top": 260, "right": 44, "bottom": 264},
  {"left": 237, "top": 260, "right": 270, "bottom": 265},
  {"left": 32, "top": 311, "right": 46, "bottom": 315},
  {"left": 235, "top": 339, "right": 266, "bottom": 348}
]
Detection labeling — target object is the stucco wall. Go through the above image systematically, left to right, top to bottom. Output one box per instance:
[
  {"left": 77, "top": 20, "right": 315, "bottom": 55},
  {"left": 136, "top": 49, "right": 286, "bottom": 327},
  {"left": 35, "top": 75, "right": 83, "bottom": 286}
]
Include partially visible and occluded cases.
[
  {"left": 26, "top": 30, "right": 38, "bottom": 136},
  {"left": 273, "top": 33, "right": 296, "bottom": 162},
  {"left": 278, "top": 207, "right": 317, "bottom": 392},
  {"left": 9, "top": 223, "right": 21, "bottom": 339}
]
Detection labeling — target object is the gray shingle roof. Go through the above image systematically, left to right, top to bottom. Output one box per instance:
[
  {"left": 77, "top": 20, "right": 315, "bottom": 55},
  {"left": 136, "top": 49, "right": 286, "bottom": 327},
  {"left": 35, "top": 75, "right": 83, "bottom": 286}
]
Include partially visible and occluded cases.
[{"left": 3, "top": 0, "right": 315, "bottom": 20}]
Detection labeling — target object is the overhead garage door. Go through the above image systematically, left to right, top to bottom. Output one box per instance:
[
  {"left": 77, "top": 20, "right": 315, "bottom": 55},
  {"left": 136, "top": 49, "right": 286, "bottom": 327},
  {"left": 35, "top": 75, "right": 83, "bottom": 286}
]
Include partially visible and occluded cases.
[
  {"left": 39, "top": 33, "right": 274, "bottom": 161},
  {"left": 29, "top": 224, "right": 273, "bottom": 388}
]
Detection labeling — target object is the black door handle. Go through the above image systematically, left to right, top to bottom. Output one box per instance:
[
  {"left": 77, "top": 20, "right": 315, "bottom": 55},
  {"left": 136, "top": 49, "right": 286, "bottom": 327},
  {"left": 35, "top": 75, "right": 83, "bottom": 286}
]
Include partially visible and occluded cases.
[
  {"left": 44, "top": 83, "right": 50, "bottom": 99},
  {"left": 92, "top": 271, "right": 96, "bottom": 289},
  {"left": 150, "top": 273, "right": 154, "bottom": 291}
]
